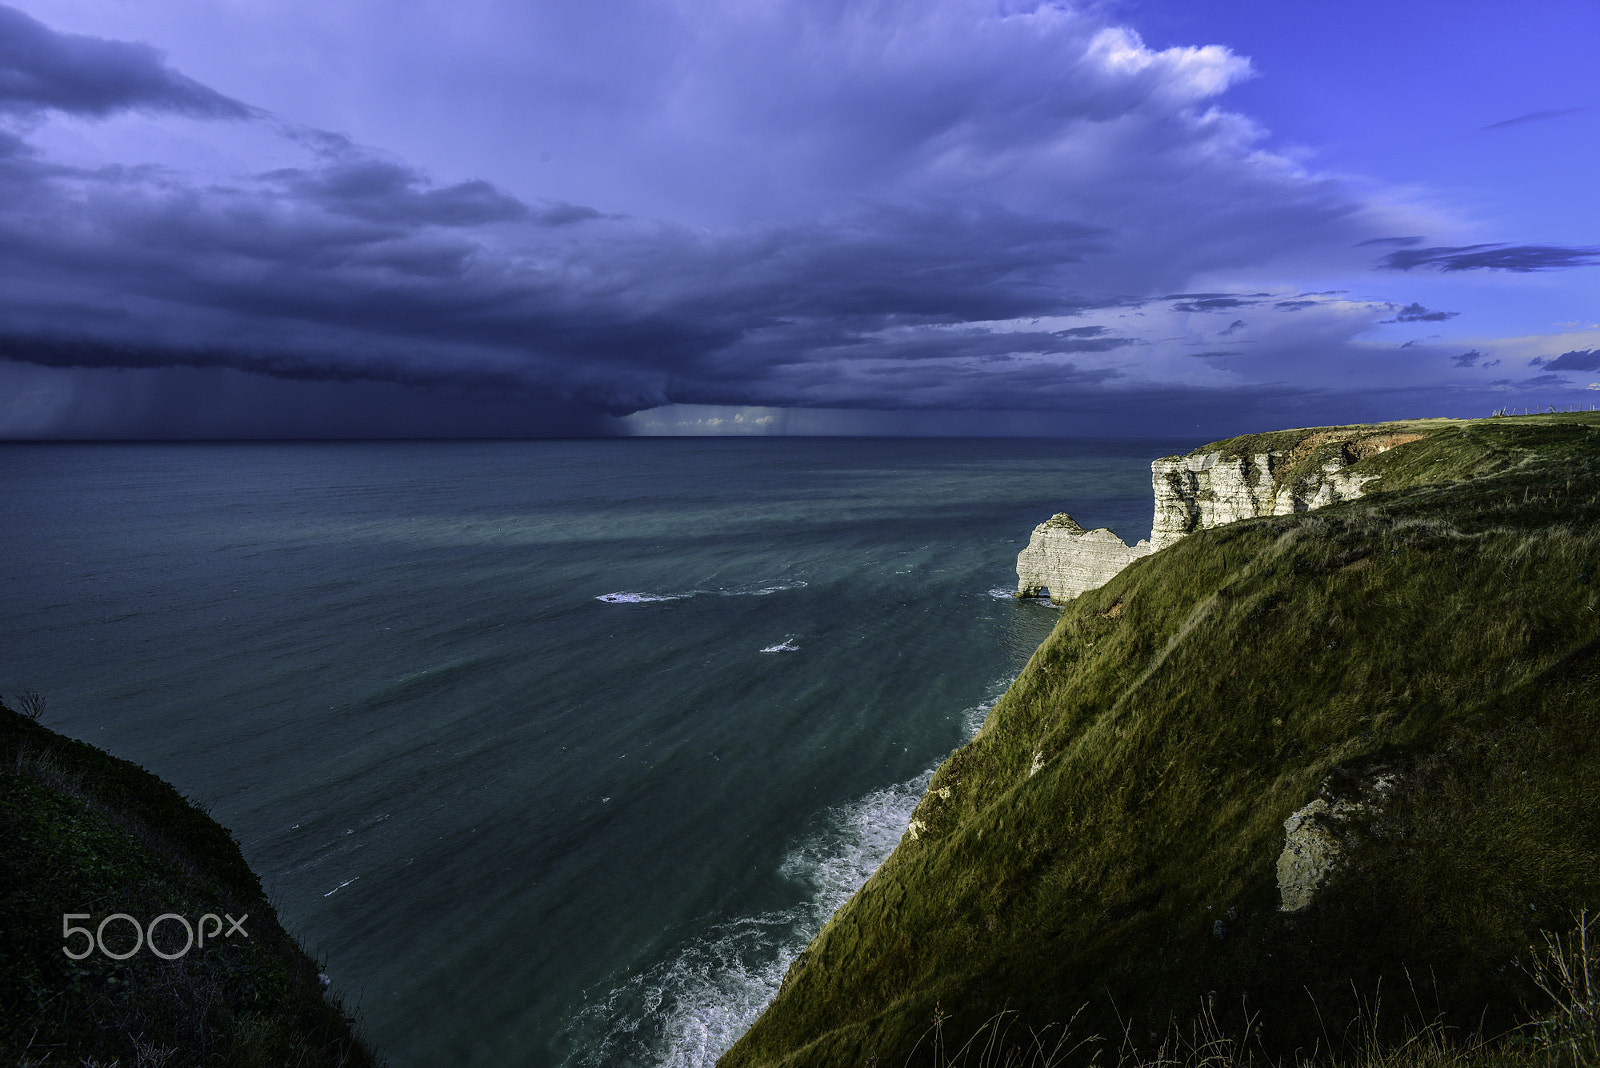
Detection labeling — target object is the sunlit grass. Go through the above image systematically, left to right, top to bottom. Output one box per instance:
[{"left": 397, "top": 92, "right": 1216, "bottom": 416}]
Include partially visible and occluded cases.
[{"left": 723, "top": 413, "right": 1600, "bottom": 1068}]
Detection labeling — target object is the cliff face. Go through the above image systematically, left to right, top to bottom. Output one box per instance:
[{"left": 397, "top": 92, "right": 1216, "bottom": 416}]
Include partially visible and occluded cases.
[
  {"left": 724, "top": 414, "right": 1600, "bottom": 1068},
  {"left": 1018, "top": 426, "right": 1426, "bottom": 601},
  {"left": 1147, "top": 448, "right": 1378, "bottom": 550}
]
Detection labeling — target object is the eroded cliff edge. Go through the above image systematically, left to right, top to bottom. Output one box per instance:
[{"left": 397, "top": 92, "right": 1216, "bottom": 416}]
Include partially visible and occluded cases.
[
  {"left": 723, "top": 414, "right": 1600, "bottom": 1068},
  {"left": 1017, "top": 423, "right": 1432, "bottom": 602}
]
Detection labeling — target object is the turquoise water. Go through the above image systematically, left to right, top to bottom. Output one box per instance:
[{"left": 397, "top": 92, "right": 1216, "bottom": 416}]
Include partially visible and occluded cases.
[{"left": 0, "top": 436, "right": 1189, "bottom": 1065}]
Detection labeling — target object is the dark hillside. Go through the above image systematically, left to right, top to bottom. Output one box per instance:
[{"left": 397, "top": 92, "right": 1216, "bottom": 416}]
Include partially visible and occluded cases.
[{"left": 0, "top": 698, "right": 381, "bottom": 1067}]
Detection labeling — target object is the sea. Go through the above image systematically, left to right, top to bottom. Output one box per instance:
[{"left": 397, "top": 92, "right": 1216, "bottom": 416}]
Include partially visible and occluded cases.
[{"left": 0, "top": 436, "right": 1189, "bottom": 1066}]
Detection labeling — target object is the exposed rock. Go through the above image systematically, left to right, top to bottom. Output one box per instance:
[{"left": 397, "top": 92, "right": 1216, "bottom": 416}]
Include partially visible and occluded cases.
[
  {"left": 1018, "top": 430, "right": 1420, "bottom": 601},
  {"left": 1150, "top": 451, "right": 1378, "bottom": 550},
  {"left": 1015, "top": 513, "right": 1153, "bottom": 602},
  {"left": 1277, "top": 763, "right": 1403, "bottom": 912}
]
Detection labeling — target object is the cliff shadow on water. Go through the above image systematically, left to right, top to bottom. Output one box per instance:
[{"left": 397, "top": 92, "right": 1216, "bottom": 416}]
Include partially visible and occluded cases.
[{"left": 722, "top": 413, "right": 1600, "bottom": 1068}]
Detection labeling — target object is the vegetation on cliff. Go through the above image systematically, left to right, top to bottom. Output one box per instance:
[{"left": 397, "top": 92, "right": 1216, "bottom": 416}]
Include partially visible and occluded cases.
[
  {"left": 722, "top": 412, "right": 1600, "bottom": 1067},
  {"left": 0, "top": 698, "right": 381, "bottom": 1066}
]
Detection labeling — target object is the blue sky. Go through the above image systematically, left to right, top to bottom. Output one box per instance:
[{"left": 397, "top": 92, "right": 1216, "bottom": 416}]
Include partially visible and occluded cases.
[{"left": 0, "top": 0, "right": 1595, "bottom": 438}]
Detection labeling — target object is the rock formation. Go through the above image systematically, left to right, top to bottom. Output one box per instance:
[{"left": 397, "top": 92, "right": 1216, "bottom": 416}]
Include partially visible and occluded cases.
[
  {"left": 1018, "top": 429, "right": 1421, "bottom": 601},
  {"left": 1149, "top": 450, "right": 1378, "bottom": 551},
  {"left": 1014, "top": 513, "right": 1154, "bottom": 601},
  {"left": 1276, "top": 764, "right": 1401, "bottom": 912}
]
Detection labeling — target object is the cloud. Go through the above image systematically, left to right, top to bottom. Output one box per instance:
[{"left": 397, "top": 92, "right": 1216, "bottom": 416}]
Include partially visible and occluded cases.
[
  {"left": 5, "top": 1, "right": 1587, "bottom": 437},
  {"left": 0, "top": 4, "right": 254, "bottom": 119},
  {"left": 1481, "top": 108, "right": 1588, "bottom": 131},
  {"left": 261, "top": 158, "right": 530, "bottom": 227},
  {"left": 1356, "top": 235, "right": 1425, "bottom": 247},
  {"left": 1378, "top": 244, "right": 1600, "bottom": 272},
  {"left": 1168, "top": 294, "right": 1269, "bottom": 313},
  {"left": 1382, "top": 302, "right": 1459, "bottom": 323},
  {"left": 1452, "top": 349, "right": 1484, "bottom": 367},
  {"left": 1529, "top": 349, "right": 1600, "bottom": 371}
]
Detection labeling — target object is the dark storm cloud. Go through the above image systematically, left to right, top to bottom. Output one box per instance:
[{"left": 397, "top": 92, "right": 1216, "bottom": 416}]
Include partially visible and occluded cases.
[
  {"left": 2, "top": 3, "right": 1536, "bottom": 438},
  {"left": 0, "top": 4, "right": 253, "bottom": 118},
  {"left": 1482, "top": 108, "right": 1588, "bottom": 131},
  {"left": 0, "top": 138, "right": 1127, "bottom": 415},
  {"left": 263, "top": 159, "right": 530, "bottom": 227},
  {"left": 1356, "top": 236, "right": 1424, "bottom": 248},
  {"left": 1378, "top": 244, "right": 1600, "bottom": 272},
  {"left": 1166, "top": 293, "right": 1271, "bottom": 313},
  {"left": 1381, "top": 302, "right": 1459, "bottom": 323},
  {"left": 1529, "top": 349, "right": 1600, "bottom": 371}
]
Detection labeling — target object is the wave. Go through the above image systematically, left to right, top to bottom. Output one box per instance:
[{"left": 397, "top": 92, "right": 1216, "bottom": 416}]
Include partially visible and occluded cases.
[
  {"left": 597, "top": 582, "right": 807, "bottom": 606},
  {"left": 997, "top": 587, "right": 1062, "bottom": 608},
  {"left": 596, "top": 592, "right": 692, "bottom": 604},
  {"left": 758, "top": 639, "right": 798, "bottom": 653},
  {"left": 560, "top": 675, "right": 1017, "bottom": 1067},
  {"left": 558, "top": 773, "right": 931, "bottom": 1067}
]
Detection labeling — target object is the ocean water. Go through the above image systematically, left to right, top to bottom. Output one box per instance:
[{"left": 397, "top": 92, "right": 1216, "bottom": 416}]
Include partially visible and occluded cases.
[{"left": 0, "top": 436, "right": 1187, "bottom": 1066}]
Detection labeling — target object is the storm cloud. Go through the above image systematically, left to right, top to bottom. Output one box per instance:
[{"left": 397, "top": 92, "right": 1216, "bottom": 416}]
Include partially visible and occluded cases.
[
  {"left": 0, "top": 0, "right": 1595, "bottom": 437},
  {"left": 0, "top": 4, "right": 252, "bottom": 118},
  {"left": 1378, "top": 244, "right": 1600, "bottom": 273},
  {"left": 1382, "top": 302, "right": 1459, "bottom": 323},
  {"left": 1531, "top": 349, "right": 1600, "bottom": 372}
]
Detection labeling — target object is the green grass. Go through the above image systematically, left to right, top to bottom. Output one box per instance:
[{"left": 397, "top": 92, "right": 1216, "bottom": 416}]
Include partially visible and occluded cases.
[
  {"left": 720, "top": 413, "right": 1600, "bottom": 1068},
  {"left": 0, "top": 702, "right": 382, "bottom": 1067}
]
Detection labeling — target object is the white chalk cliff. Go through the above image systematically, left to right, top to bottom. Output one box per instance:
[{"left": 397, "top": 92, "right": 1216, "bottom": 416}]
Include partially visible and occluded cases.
[
  {"left": 1017, "top": 433, "right": 1417, "bottom": 602},
  {"left": 1148, "top": 450, "right": 1377, "bottom": 551}
]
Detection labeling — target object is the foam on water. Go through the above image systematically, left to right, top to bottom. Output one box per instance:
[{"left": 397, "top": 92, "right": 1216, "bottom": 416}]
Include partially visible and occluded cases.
[
  {"left": 597, "top": 582, "right": 807, "bottom": 605},
  {"left": 596, "top": 592, "right": 693, "bottom": 604},
  {"left": 758, "top": 639, "right": 799, "bottom": 653},
  {"left": 561, "top": 682, "right": 1013, "bottom": 1068},
  {"left": 560, "top": 771, "right": 931, "bottom": 1067}
]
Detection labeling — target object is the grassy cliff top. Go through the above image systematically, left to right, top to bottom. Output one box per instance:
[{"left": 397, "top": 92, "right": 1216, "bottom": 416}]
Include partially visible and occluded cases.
[
  {"left": 1163, "top": 411, "right": 1600, "bottom": 506},
  {"left": 722, "top": 412, "right": 1600, "bottom": 1068},
  {"left": 0, "top": 700, "right": 381, "bottom": 1067}
]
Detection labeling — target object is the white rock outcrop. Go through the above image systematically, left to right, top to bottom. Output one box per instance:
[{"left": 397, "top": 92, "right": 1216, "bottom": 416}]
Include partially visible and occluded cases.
[
  {"left": 1016, "top": 432, "right": 1416, "bottom": 602},
  {"left": 1149, "top": 451, "right": 1378, "bottom": 551},
  {"left": 1015, "top": 513, "right": 1154, "bottom": 602}
]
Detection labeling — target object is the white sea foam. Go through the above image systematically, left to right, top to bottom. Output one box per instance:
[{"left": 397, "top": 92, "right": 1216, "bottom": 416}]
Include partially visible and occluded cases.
[
  {"left": 723, "top": 580, "right": 808, "bottom": 597},
  {"left": 598, "top": 581, "right": 806, "bottom": 605},
  {"left": 988, "top": 586, "right": 1016, "bottom": 599},
  {"left": 596, "top": 591, "right": 692, "bottom": 604},
  {"left": 758, "top": 639, "right": 798, "bottom": 653},
  {"left": 562, "top": 681, "right": 1010, "bottom": 1067},
  {"left": 560, "top": 772, "right": 938, "bottom": 1067},
  {"left": 323, "top": 876, "right": 359, "bottom": 898}
]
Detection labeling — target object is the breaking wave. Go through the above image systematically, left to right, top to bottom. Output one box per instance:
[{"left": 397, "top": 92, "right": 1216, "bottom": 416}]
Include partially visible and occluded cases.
[
  {"left": 597, "top": 582, "right": 808, "bottom": 605},
  {"left": 560, "top": 677, "right": 1013, "bottom": 1067}
]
